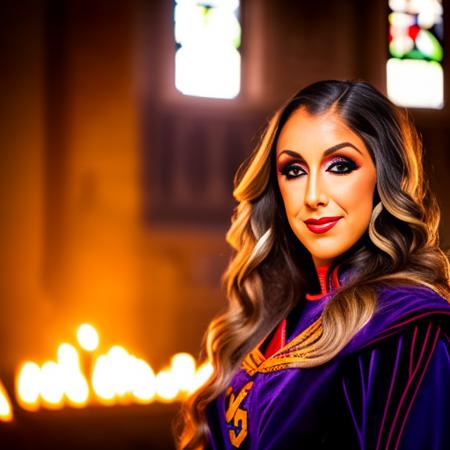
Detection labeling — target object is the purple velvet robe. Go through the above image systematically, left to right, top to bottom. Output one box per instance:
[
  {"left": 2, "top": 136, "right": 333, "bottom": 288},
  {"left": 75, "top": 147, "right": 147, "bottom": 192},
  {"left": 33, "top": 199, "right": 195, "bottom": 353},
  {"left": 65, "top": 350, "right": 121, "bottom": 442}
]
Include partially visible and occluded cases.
[{"left": 205, "top": 266, "right": 450, "bottom": 450}]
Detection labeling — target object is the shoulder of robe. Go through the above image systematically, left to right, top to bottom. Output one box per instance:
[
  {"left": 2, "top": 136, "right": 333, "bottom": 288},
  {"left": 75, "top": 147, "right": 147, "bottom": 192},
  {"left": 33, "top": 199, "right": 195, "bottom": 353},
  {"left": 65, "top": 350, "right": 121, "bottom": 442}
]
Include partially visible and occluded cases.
[{"left": 341, "top": 284, "right": 450, "bottom": 356}]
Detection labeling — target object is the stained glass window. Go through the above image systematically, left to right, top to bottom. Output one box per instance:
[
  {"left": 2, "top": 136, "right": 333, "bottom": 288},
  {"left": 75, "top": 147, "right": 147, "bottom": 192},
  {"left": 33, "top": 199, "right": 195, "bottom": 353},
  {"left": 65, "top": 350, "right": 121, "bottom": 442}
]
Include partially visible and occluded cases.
[
  {"left": 174, "top": 0, "right": 241, "bottom": 99},
  {"left": 387, "top": 0, "right": 444, "bottom": 109}
]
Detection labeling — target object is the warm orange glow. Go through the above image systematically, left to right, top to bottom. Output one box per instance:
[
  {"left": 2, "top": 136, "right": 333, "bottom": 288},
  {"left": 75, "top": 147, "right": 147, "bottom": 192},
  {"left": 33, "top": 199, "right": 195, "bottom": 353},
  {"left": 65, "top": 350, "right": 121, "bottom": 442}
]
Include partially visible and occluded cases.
[
  {"left": 14, "top": 323, "right": 214, "bottom": 411},
  {"left": 77, "top": 323, "right": 99, "bottom": 351},
  {"left": 57, "top": 343, "right": 89, "bottom": 407},
  {"left": 57, "top": 343, "right": 80, "bottom": 368},
  {"left": 92, "top": 346, "right": 157, "bottom": 405},
  {"left": 107, "top": 346, "right": 132, "bottom": 403},
  {"left": 108, "top": 346, "right": 130, "bottom": 397},
  {"left": 16, "top": 347, "right": 89, "bottom": 410},
  {"left": 170, "top": 352, "right": 196, "bottom": 396},
  {"left": 92, "top": 354, "right": 115, "bottom": 404},
  {"left": 130, "top": 358, "right": 156, "bottom": 404},
  {"left": 40, "top": 361, "right": 64, "bottom": 409},
  {"left": 191, "top": 361, "right": 214, "bottom": 394},
  {"left": 16, "top": 362, "right": 41, "bottom": 411},
  {"left": 155, "top": 369, "right": 178, "bottom": 402},
  {"left": 65, "top": 373, "right": 89, "bottom": 407},
  {"left": 0, "top": 380, "right": 13, "bottom": 422}
]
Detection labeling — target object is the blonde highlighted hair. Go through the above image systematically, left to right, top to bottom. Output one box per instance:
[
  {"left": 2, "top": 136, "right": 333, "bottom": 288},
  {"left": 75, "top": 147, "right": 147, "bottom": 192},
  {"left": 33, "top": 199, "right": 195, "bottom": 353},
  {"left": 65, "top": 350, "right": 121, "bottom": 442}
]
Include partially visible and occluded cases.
[{"left": 174, "top": 80, "right": 450, "bottom": 449}]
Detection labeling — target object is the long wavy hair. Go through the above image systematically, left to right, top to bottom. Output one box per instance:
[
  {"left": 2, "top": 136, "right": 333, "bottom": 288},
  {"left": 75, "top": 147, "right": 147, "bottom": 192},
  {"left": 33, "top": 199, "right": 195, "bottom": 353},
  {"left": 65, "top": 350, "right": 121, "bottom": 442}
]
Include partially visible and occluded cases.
[{"left": 174, "top": 79, "right": 450, "bottom": 449}]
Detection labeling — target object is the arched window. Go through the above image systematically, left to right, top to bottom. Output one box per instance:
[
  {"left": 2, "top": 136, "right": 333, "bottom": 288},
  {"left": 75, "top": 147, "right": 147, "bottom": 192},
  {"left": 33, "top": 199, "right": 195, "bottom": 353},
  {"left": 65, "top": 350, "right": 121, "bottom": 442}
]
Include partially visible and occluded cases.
[
  {"left": 174, "top": 0, "right": 241, "bottom": 99},
  {"left": 387, "top": 0, "right": 444, "bottom": 108}
]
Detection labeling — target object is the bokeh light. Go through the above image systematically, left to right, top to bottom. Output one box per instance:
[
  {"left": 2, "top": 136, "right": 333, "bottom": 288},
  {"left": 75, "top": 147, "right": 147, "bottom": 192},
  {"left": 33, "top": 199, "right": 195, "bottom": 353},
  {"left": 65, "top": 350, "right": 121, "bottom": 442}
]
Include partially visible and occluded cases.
[
  {"left": 77, "top": 323, "right": 100, "bottom": 352},
  {"left": 0, "top": 380, "right": 13, "bottom": 422}
]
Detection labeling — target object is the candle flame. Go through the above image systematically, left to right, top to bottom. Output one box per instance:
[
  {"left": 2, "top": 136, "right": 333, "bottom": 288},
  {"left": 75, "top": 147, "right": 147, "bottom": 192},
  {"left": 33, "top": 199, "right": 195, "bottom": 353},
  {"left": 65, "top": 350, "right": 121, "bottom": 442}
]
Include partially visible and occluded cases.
[
  {"left": 14, "top": 323, "right": 212, "bottom": 412},
  {"left": 77, "top": 323, "right": 99, "bottom": 352},
  {"left": 57, "top": 343, "right": 89, "bottom": 407},
  {"left": 92, "top": 346, "right": 157, "bottom": 405},
  {"left": 171, "top": 352, "right": 196, "bottom": 395},
  {"left": 130, "top": 358, "right": 156, "bottom": 403},
  {"left": 40, "top": 361, "right": 64, "bottom": 408},
  {"left": 191, "top": 361, "right": 214, "bottom": 394},
  {"left": 16, "top": 362, "right": 41, "bottom": 411},
  {"left": 155, "top": 369, "right": 178, "bottom": 401},
  {"left": 0, "top": 380, "right": 13, "bottom": 422}
]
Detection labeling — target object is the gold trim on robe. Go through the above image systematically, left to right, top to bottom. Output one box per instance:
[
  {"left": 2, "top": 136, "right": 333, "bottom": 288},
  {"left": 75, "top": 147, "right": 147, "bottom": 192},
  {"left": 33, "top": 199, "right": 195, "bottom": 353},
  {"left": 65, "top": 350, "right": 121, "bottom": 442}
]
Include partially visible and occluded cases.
[{"left": 242, "top": 317, "right": 323, "bottom": 375}]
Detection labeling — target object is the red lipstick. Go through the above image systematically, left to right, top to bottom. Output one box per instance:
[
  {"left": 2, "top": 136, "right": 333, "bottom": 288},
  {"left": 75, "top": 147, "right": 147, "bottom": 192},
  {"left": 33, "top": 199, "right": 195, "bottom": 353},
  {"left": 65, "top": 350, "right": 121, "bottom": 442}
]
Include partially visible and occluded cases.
[{"left": 304, "top": 216, "right": 342, "bottom": 234}]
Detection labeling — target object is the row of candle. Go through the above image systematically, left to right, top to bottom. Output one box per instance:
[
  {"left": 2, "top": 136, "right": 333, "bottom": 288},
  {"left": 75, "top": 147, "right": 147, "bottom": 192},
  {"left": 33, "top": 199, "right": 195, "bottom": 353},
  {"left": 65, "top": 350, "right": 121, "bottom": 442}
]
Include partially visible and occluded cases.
[{"left": 0, "top": 324, "right": 213, "bottom": 422}]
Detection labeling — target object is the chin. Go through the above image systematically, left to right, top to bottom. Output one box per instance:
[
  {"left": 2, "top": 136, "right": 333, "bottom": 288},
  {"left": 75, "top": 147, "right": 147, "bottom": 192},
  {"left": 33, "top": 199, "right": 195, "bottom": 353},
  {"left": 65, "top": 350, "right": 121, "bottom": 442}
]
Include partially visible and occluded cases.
[
  {"left": 308, "top": 246, "right": 344, "bottom": 262},
  {"left": 312, "top": 256, "right": 338, "bottom": 265}
]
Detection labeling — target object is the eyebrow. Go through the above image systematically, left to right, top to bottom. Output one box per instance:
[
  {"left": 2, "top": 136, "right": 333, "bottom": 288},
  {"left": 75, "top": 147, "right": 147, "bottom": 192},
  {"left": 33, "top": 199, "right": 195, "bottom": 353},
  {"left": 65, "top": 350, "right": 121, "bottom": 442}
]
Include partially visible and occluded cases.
[{"left": 277, "top": 142, "right": 363, "bottom": 160}]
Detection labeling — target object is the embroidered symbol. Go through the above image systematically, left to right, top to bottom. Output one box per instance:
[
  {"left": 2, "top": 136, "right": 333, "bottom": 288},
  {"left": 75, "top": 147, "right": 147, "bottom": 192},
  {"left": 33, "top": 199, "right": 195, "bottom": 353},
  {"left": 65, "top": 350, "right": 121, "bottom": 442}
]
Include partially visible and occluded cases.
[{"left": 225, "top": 381, "right": 254, "bottom": 448}]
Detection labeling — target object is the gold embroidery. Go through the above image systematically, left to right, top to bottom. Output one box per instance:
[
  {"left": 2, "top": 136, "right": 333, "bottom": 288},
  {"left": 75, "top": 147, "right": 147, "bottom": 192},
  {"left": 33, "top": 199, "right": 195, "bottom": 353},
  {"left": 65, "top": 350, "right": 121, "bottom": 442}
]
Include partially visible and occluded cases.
[
  {"left": 241, "top": 317, "right": 324, "bottom": 374},
  {"left": 282, "top": 318, "right": 322, "bottom": 352},
  {"left": 242, "top": 347, "right": 265, "bottom": 375},
  {"left": 225, "top": 381, "right": 254, "bottom": 448}
]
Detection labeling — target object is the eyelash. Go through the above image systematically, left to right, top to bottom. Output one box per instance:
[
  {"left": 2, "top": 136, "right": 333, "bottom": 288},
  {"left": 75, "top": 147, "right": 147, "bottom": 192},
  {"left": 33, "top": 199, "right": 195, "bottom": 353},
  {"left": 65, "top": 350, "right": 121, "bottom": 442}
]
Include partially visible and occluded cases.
[{"left": 279, "top": 157, "right": 358, "bottom": 180}]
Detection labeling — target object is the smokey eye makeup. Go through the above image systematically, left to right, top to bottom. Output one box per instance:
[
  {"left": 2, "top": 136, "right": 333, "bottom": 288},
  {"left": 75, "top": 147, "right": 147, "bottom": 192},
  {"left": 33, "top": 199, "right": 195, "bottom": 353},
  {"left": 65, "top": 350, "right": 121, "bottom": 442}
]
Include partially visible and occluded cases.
[
  {"left": 278, "top": 155, "right": 359, "bottom": 180},
  {"left": 326, "top": 156, "right": 359, "bottom": 174},
  {"left": 278, "top": 162, "right": 305, "bottom": 180}
]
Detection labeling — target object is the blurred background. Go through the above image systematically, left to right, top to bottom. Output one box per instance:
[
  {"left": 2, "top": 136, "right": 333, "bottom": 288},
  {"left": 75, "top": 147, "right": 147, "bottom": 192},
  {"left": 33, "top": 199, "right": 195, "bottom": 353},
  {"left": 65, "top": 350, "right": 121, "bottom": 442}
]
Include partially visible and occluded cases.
[{"left": 0, "top": 0, "right": 449, "bottom": 449}]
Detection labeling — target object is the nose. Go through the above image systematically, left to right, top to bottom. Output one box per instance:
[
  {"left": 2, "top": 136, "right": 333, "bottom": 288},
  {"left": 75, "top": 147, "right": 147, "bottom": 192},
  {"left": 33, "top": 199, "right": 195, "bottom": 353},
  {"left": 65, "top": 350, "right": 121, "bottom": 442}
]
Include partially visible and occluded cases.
[{"left": 304, "top": 169, "right": 329, "bottom": 209}]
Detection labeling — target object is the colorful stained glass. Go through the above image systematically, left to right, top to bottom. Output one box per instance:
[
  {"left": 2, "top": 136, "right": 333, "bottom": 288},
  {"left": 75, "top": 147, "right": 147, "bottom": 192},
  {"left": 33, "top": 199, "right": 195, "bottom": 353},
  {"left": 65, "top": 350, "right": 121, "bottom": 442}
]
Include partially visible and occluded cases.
[
  {"left": 174, "top": 0, "right": 241, "bottom": 99},
  {"left": 387, "top": 0, "right": 444, "bottom": 108}
]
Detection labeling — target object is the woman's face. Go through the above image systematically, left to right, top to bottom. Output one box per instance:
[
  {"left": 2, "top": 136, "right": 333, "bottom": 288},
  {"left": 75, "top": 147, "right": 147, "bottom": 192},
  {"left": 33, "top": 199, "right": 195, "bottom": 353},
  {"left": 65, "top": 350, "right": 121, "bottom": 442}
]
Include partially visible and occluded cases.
[{"left": 276, "top": 107, "right": 377, "bottom": 269}]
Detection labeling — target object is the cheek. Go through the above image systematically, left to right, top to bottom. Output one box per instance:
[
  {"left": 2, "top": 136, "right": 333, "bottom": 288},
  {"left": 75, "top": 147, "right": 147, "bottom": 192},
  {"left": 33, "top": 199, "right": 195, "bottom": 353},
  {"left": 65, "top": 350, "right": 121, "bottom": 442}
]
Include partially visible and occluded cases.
[
  {"left": 332, "top": 171, "right": 376, "bottom": 213},
  {"left": 278, "top": 180, "right": 305, "bottom": 214}
]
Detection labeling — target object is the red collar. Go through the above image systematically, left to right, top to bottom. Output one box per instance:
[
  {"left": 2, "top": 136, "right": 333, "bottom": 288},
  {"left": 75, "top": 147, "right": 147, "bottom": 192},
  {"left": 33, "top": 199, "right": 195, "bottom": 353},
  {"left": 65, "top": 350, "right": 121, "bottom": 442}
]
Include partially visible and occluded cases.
[
  {"left": 262, "top": 263, "right": 341, "bottom": 358},
  {"left": 305, "top": 264, "right": 341, "bottom": 301},
  {"left": 262, "top": 318, "right": 287, "bottom": 359}
]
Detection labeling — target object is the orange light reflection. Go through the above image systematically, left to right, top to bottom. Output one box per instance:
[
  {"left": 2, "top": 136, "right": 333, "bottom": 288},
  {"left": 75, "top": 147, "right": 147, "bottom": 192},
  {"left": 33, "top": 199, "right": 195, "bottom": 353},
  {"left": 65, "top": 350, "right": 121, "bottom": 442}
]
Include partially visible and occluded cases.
[
  {"left": 14, "top": 324, "right": 212, "bottom": 412},
  {"left": 0, "top": 380, "right": 13, "bottom": 422}
]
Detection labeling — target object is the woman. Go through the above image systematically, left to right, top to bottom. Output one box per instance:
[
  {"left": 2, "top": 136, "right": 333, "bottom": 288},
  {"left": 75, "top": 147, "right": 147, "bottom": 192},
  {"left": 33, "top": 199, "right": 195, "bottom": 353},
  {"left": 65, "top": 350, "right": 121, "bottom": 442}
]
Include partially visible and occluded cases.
[{"left": 175, "top": 80, "right": 450, "bottom": 449}]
